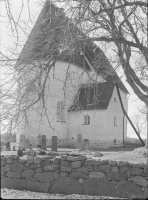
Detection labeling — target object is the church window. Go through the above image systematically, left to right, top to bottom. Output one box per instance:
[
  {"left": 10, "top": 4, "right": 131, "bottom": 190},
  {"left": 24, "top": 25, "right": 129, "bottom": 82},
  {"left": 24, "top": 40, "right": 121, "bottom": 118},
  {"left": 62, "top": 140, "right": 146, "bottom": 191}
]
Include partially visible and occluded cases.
[
  {"left": 114, "top": 96, "right": 117, "bottom": 102},
  {"left": 57, "top": 101, "right": 65, "bottom": 122},
  {"left": 82, "top": 114, "right": 90, "bottom": 125},
  {"left": 114, "top": 115, "right": 117, "bottom": 126}
]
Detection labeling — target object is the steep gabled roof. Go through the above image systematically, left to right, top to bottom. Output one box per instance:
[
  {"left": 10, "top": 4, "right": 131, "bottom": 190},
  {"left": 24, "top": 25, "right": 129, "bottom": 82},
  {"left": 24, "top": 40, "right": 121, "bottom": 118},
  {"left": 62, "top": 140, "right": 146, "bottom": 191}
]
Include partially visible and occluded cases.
[
  {"left": 17, "top": 0, "right": 128, "bottom": 94},
  {"left": 68, "top": 82, "right": 115, "bottom": 111}
]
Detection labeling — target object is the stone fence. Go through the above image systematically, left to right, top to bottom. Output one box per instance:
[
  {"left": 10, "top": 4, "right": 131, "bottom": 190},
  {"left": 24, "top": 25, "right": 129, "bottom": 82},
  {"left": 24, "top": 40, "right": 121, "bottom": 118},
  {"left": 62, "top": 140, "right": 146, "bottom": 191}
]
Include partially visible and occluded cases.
[{"left": 1, "top": 155, "right": 148, "bottom": 198}]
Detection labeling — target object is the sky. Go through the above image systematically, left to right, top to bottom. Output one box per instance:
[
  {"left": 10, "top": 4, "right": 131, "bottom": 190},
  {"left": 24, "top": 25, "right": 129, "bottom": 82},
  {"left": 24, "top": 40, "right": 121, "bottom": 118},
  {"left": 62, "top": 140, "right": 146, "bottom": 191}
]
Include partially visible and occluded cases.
[{"left": 0, "top": 0, "right": 147, "bottom": 139}]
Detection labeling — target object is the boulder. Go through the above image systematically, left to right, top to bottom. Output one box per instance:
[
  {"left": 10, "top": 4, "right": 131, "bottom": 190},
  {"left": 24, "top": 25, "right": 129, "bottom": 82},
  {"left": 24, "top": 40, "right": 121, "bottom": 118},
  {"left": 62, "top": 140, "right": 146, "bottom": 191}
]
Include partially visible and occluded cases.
[
  {"left": 77, "top": 155, "right": 87, "bottom": 161},
  {"left": 67, "top": 156, "right": 76, "bottom": 162},
  {"left": 27, "top": 157, "right": 34, "bottom": 164},
  {"left": 34, "top": 157, "right": 42, "bottom": 164},
  {"left": 6, "top": 158, "right": 14, "bottom": 164},
  {"left": 41, "top": 159, "right": 51, "bottom": 167},
  {"left": 1, "top": 160, "right": 6, "bottom": 167},
  {"left": 61, "top": 160, "right": 71, "bottom": 167},
  {"left": 85, "top": 160, "right": 101, "bottom": 166},
  {"left": 12, "top": 161, "right": 23, "bottom": 173},
  {"left": 71, "top": 161, "right": 81, "bottom": 168},
  {"left": 109, "top": 161, "right": 117, "bottom": 166},
  {"left": 117, "top": 161, "right": 128, "bottom": 167},
  {"left": 30, "top": 163, "right": 40, "bottom": 169},
  {"left": 5, "top": 164, "right": 12, "bottom": 172},
  {"left": 43, "top": 165, "right": 54, "bottom": 172},
  {"left": 98, "top": 165, "right": 110, "bottom": 172},
  {"left": 60, "top": 166, "right": 71, "bottom": 173},
  {"left": 77, "top": 166, "right": 93, "bottom": 172},
  {"left": 36, "top": 167, "right": 42, "bottom": 173},
  {"left": 111, "top": 167, "right": 118, "bottom": 172},
  {"left": 119, "top": 167, "right": 129, "bottom": 172},
  {"left": 130, "top": 167, "right": 142, "bottom": 175},
  {"left": 22, "top": 169, "right": 34, "bottom": 178},
  {"left": 7, "top": 171, "right": 21, "bottom": 178},
  {"left": 34, "top": 172, "right": 54, "bottom": 183},
  {"left": 60, "top": 172, "right": 69, "bottom": 177},
  {"left": 69, "top": 172, "right": 87, "bottom": 179},
  {"left": 89, "top": 172, "right": 105, "bottom": 179},
  {"left": 105, "top": 172, "right": 128, "bottom": 181},
  {"left": 131, "top": 176, "right": 147, "bottom": 187},
  {"left": 1, "top": 177, "right": 27, "bottom": 190},
  {"left": 50, "top": 177, "right": 82, "bottom": 194},
  {"left": 83, "top": 178, "right": 116, "bottom": 196},
  {"left": 27, "top": 180, "right": 51, "bottom": 193},
  {"left": 116, "top": 181, "right": 142, "bottom": 198},
  {"left": 143, "top": 187, "right": 148, "bottom": 198}
]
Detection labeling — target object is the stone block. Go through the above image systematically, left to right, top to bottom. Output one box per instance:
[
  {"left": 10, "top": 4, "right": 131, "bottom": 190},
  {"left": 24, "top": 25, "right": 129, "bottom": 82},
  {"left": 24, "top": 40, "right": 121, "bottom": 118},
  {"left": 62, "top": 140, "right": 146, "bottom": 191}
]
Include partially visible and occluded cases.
[
  {"left": 61, "top": 155, "right": 67, "bottom": 160},
  {"left": 77, "top": 155, "right": 87, "bottom": 161},
  {"left": 67, "top": 156, "right": 76, "bottom": 162},
  {"left": 18, "top": 157, "right": 27, "bottom": 164},
  {"left": 27, "top": 157, "right": 34, "bottom": 164},
  {"left": 34, "top": 157, "right": 42, "bottom": 164},
  {"left": 53, "top": 157, "right": 61, "bottom": 164},
  {"left": 6, "top": 158, "right": 14, "bottom": 164},
  {"left": 41, "top": 159, "right": 51, "bottom": 167},
  {"left": 1, "top": 160, "right": 6, "bottom": 167},
  {"left": 61, "top": 160, "right": 71, "bottom": 167},
  {"left": 85, "top": 160, "right": 101, "bottom": 166},
  {"left": 101, "top": 160, "right": 109, "bottom": 165},
  {"left": 13, "top": 161, "right": 23, "bottom": 173},
  {"left": 71, "top": 161, "right": 81, "bottom": 168},
  {"left": 109, "top": 161, "right": 117, "bottom": 166},
  {"left": 117, "top": 161, "right": 128, "bottom": 167},
  {"left": 30, "top": 163, "right": 40, "bottom": 169},
  {"left": 131, "top": 163, "right": 146, "bottom": 168},
  {"left": 5, "top": 164, "right": 12, "bottom": 172},
  {"left": 23, "top": 164, "right": 30, "bottom": 170},
  {"left": 43, "top": 165, "right": 54, "bottom": 172},
  {"left": 98, "top": 165, "right": 110, "bottom": 172},
  {"left": 60, "top": 166, "right": 71, "bottom": 173},
  {"left": 77, "top": 166, "right": 93, "bottom": 172},
  {"left": 119, "top": 166, "right": 129, "bottom": 172},
  {"left": 1, "top": 167, "right": 5, "bottom": 176},
  {"left": 36, "top": 167, "right": 42, "bottom": 173},
  {"left": 111, "top": 167, "right": 118, "bottom": 172},
  {"left": 131, "top": 167, "right": 142, "bottom": 175},
  {"left": 144, "top": 167, "right": 148, "bottom": 175},
  {"left": 22, "top": 169, "right": 34, "bottom": 178},
  {"left": 127, "top": 170, "right": 131, "bottom": 177},
  {"left": 7, "top": 171, "right": 21, "bottom": 178},
  {"left": 89, "top": 171, "right": 105, "bottom": 179},
  {"left": 34, "top": 172, "right": 54, "bottom": 183},
  {"left": 54, "top": 172, "right": 59, "bottom": 179},
  {"left": 60, "top": 172, "right": 69, "bottom": 177},
  {"left": 69, "top": 172, "right": 87, "bottom": 179},
  {"left": 105, "top": 172, "right": 128, "bottom": 181},
  {"left": 131, "top": 176, "right": 147, "bottom": 187},
  {"left": 1, "top": 177, "right": 27, "bottom": 190},
  {"left": 26, "top": 177, "right": 35, "bottom": 182},
  {"left": 50, "top": 177, "right": 82, "bottom": 194},
  {"left": 83, "top": 178, "right": 116, "bottom": 196},
  {"left": 27, "top": 180, "right": 51, "bottom": 193},
  {"left": 116, "top": 181, "right": 142, "bottom": 198},
  {"left": 143, "top": 188, "right": 148, "bottom": 198}
]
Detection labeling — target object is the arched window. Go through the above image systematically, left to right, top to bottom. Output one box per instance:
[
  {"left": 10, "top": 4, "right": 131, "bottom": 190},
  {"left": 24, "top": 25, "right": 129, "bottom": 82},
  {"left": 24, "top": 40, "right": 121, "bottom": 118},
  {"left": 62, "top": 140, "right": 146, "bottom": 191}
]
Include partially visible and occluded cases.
[
  {"left": 114, "top": 96, "right": 117, "bottom": 102},
  {"left": 57, "top": 101, "right": 65, "bottom": 122},
  {"left": 82, "top": 114, "right": 90, "bottom": 125},
  {"left": 114, "top": 115, "right": 117, "bottom": 126}
]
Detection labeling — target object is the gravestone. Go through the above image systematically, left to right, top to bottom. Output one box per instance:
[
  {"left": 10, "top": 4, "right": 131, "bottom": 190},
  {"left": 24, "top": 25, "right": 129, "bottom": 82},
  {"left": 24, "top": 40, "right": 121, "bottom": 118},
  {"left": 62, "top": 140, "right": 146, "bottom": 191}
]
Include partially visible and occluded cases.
[
  {"left": 76, "top": 134, "right": 82, "bottom": 150},
  {"left": 20, "top": 135, "right": 25, "bottom": 150},
  {"left": 41, "top": 135, "right": 47, "bottom": 150},
  {"left": 51, "top": 136, "right": 57, "bottom": 152},
  {"left": 25, "top": 139, "right": 30, "bottom": 149},
  {"left": 84, "top": 139, "right": 89, "bottom": 150},
  {"left": 6, "top": 141, "right": 10, "bottom": 151},
  {"left": 28, "top": 144, "right": 36, "bottom": 157}
]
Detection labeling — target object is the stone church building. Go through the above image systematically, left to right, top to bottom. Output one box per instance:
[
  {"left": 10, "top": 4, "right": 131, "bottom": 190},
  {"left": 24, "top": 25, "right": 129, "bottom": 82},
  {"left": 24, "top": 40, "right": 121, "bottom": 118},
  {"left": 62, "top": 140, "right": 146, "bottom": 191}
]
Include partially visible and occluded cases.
[{"left": 16, "top": 1, "right": 129, "bottom": 149}]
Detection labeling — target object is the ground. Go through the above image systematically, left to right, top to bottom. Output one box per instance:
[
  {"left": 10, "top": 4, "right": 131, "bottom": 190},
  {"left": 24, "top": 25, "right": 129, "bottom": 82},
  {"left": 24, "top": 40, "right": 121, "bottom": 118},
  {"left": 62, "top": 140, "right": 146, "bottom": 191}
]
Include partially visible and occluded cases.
[{"left": 0, "top": 188, "right": 124, "bottom": 199}]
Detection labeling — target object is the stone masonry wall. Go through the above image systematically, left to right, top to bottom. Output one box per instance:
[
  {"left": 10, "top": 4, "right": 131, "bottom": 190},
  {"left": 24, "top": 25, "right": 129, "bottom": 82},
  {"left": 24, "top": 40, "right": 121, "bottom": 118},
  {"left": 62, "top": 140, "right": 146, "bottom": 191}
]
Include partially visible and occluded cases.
[{"left": 1, "top": 155, "right": 148, "bottom": 198}]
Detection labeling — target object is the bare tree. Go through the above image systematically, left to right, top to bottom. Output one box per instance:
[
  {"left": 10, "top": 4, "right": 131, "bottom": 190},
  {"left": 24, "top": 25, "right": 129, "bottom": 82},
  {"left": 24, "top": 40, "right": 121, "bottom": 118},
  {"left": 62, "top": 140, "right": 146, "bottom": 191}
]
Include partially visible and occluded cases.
[{"left": 0, "top": 0, "right": 148, "bottom": 147}]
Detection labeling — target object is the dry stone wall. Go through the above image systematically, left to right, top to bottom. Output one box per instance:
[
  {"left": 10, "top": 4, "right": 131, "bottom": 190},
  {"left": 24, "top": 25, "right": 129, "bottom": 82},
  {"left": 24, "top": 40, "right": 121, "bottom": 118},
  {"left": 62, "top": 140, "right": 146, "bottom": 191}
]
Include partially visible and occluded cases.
[{"left": 1, "top": 155, "right": 148, "bottom": 198}]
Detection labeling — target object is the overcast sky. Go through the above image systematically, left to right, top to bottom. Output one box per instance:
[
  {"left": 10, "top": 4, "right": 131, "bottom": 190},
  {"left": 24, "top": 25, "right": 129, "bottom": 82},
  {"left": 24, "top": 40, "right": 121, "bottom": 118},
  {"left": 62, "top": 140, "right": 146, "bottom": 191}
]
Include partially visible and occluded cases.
[{"left": 0, "top": 0, "right": 146, "bottom": 139}]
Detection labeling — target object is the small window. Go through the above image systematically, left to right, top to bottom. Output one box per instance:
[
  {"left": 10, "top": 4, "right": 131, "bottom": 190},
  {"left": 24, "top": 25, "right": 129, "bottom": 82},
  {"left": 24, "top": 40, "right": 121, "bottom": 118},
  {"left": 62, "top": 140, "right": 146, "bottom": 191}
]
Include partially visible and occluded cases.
[
  {"left": 114, "top": 96, "right": 117, "bottom": 102},
  {"left": 57, "top": 101, "right": 65, "bottom": 122},
  {"left": 82, "top": 114, "right": 90, "bottom": 125},
  {"left": 114, "top": 115, "right": 117, "bottom": 126}
]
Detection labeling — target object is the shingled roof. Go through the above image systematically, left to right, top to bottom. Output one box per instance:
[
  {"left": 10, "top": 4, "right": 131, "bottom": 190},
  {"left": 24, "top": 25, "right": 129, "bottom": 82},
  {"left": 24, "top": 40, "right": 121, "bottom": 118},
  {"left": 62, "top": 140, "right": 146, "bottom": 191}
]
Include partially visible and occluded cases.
[
  {"left": 17, "top": 0, "right": 128, "bottom": 94},
  {"left": 68, "top": 82, "right": 116, "bottom": 111}
]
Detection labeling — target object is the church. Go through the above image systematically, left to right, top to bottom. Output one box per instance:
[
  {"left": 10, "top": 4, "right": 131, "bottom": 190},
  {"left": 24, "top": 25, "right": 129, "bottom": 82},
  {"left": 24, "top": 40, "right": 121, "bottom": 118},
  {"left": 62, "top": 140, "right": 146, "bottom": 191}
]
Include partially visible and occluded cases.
[{"left": 16, "top": 1, "right": 128, "bottom": 149}]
